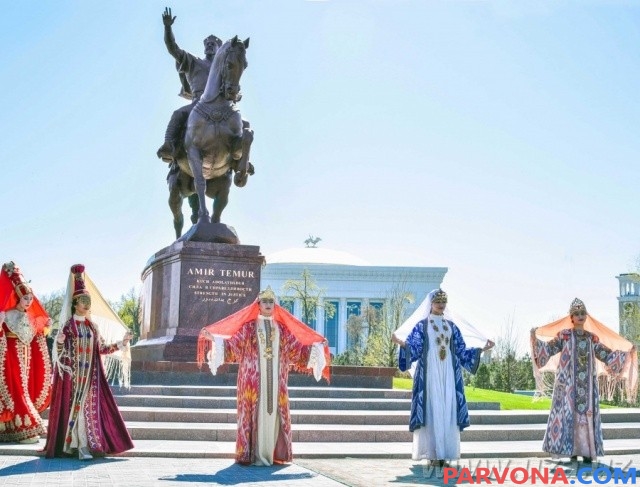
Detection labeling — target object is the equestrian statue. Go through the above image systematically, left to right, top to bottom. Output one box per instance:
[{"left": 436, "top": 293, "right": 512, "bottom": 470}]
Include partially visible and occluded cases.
[{"left": 157, "top": 8, "right": 253, "bottom": 242}]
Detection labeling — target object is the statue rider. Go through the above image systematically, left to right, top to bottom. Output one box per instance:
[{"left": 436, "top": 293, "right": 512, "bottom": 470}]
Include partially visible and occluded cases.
[{"left": 157, "top": 7, "right": 222, "bottom": 163}]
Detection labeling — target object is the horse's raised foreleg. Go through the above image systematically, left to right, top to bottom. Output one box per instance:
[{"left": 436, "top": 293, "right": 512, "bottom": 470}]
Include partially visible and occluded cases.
[
  {"left": 233, "top": 121, "right": 254, "bottom": 188},
  {"left": 186, "top": 145, "right": 210, "bottom": 223},
  {"left": 167, "top": 163, "right": 185, "bottom": 239}
]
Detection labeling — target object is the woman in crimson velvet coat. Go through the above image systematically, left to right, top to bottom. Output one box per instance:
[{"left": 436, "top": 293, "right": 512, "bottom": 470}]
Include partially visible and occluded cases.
[{"left": 45, "top": 264, "right": 133, "bottom": 460}]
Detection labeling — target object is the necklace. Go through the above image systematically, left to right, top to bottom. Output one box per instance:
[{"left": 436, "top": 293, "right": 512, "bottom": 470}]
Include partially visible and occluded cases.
[
  {"left": 4, "top": 309, "right": 35, "bottom": 344},
  {"left": 430, "top": 318, "right": 449, "bottom": 361},
  {"left": 257, "top": 322, "right": 274, "bottom": 359}
]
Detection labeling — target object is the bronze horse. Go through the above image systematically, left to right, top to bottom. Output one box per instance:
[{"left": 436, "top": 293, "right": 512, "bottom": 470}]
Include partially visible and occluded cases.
[{"left": 168, "top": 36, "right": 253, "bottom": 238}]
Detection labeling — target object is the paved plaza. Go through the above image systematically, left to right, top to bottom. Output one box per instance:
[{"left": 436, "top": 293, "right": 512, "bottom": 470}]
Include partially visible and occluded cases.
[
  {"left": 0, "top": 453, "right": 638, "bottom": 486},
  {"left": 0, "top": 455, "right": 340, "bottom": 487}
]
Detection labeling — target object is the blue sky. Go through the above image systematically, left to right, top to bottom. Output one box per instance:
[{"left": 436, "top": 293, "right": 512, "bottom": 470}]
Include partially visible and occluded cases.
[{"left": 1, "top": 1, "right": 638, "bottom": 345}]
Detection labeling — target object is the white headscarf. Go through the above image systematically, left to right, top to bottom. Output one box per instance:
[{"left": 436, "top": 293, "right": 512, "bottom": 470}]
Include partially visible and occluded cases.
[
  {"left": 55, "top": 269, "right": 131, "bottom": 388},
  {"left": 393, "top": 288, "right": 489, "bottom": 348}
]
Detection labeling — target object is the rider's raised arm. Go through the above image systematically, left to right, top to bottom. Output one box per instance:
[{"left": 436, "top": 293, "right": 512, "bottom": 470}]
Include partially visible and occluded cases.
[{"left": 162, "top": 7, "right": 185, "bottom": 61}]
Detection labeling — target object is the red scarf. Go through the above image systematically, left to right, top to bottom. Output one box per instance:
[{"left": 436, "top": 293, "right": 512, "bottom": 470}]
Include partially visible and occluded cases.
[{"left": 197, "top": 301, "right": 331, "bottom": 382}]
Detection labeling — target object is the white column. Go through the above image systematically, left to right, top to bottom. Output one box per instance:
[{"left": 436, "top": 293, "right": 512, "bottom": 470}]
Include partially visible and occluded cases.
[
  {"left": 316, "top": 297, "right": 325, "bottom": 336},
  {"left": 338, "top": 298, "right": 347, "bottom": 354},
  {"left": 293, "top": 299, "right": 301, "bottom": 320}
]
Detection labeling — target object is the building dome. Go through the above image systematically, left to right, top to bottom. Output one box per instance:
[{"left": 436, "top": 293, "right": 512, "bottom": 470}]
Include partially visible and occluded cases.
[{"left": 266, "top": 247, "right": 370, "bottom": 266}]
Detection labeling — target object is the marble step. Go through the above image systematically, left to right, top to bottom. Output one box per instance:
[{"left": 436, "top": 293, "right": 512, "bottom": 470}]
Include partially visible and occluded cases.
[
  {"left": 115, "top": 385, "right": 413, "bottom": 399},
  {"left": 111, "top": 394, "right": 501, "bottom": 411},
  {"left": 113, "top": 395, "right": 411, "bottom": 410},
  {"left": 41, "top": 406, "right": 640, "bottom": 426},
  {"left": 108, "top": 407, "right": 413, "bottom": 425},
  {"left": 87, "top": 421, "right": 640, "bottom": 443},
  {"left": 2, "top": 438, "right": 639, "bottom": 459}
]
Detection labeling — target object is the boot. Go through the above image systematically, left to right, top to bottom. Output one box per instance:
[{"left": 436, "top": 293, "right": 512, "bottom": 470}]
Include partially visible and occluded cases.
[
  {"left": 157, "top": 109, "right": 188, "bottom": 162},
  {"left": 157, "top": 141, "right": 175, "bottom": 162}
]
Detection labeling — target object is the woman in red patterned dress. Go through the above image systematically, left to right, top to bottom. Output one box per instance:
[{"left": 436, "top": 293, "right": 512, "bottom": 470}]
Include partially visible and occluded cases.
[
  {"left": 0, "top": 261, "right": 52, "bottom": 444},
  {"left": 198, "top": 287, "right": 331, "bottom": 465}
]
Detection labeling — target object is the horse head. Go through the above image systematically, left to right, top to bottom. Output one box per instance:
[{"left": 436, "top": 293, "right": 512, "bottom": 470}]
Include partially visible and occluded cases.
[{"left": 202, "top": 35, "right": 249, "bottom": 103}]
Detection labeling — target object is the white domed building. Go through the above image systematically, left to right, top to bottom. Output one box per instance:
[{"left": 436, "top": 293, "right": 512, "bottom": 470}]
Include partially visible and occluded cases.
[{"left": 261, "top": 245, "right": 447, "bottom": 355}]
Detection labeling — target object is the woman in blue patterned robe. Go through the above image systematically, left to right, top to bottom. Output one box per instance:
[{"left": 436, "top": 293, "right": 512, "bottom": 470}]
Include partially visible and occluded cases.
[
  {"left": 392, "top": 289, "right": 494, "bottom": 465},
  {"left": 531, "top": 298, "right": 632, "bottom": 463}
]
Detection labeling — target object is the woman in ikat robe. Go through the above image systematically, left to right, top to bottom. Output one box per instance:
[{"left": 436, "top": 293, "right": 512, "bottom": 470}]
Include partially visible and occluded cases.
[
  {"left": 198, "top": 287, "right": 330, "bottom": 466},
  {"left": 392, "top": 288, "right": 494, "bottom": 466},
  {"left": 531, "top": 298, "right": 637, "bottom": 463}
]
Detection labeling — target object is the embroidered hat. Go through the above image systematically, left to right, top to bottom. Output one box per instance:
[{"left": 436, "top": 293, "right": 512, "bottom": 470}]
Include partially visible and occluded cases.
[
  {"left": 1, "top": 261, "right": 32, "bottom": 299},
  {"left": 70, "top": 264, "right": 91, "bottom": 300},
  {"left": 258, "top": 286, "right": 276, "bottom": 302},
  {"left": 431, "top": 289, "right": 448, "bottom": 304},
  {"left": 569, "top": 298, "right": 587, "bottom": 315}
]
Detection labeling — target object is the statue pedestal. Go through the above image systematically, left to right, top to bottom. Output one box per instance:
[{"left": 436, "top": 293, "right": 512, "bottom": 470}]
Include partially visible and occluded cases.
[{"left": 133, "top": 240, "right": 263, "bottom": 362}]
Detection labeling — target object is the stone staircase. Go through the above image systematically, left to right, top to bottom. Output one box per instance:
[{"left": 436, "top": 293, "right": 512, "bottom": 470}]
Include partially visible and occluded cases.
[
  {"left": 2, "top": 385, "right": 639, "bottom": 459},
  {"left": 110, "top": 386, "right": 640, "bottom": 445}
]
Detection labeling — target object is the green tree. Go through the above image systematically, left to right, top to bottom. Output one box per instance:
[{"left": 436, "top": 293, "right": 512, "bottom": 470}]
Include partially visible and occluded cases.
[
  {"left": 280, "top": 268, "right": 334, "bottom": 329},
  {"left": 333, "top": 283, "right": 414, "bottom": 367},
  {"left": 361, "top": 283, "right": 414, "bottom": 367},
  {"left": 112, "top": 287, "right": 141, "bottom": 342},
  {"left": 39, "top": 288, "right": 65, "bottom": 331},
  {"left": 621, "top": 301, "right": 640, "bottom": 345},
  {"left": 334, "top": 307, "right": 374, "bottom": 366},
  {"left": 344, "top": 313, "right": 367, "bottom": 364},
  {"left": 492, "top": 313, "right": 521, "bottom": 392},
  {"left": 515, "top": 355, "right": 536, "bottom": 390},
  {"left": 489, "top": 361, "right": 505, "bottom": 391},
  {"left": 472, "top": 363, "right": 491, "bottom": 389}
]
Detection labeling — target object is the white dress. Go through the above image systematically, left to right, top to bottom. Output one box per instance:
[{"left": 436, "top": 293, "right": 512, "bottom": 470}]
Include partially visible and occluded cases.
[
  {"left": 412, "top": 314, "right": 460, "bottom": 461},
  {"left": 254, "top": 315, "right": 281, "bottom": 466}
]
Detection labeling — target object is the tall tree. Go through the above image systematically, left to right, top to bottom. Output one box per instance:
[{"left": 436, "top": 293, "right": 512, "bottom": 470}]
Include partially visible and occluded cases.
[
  {"left": 624, "top": 262, "right": 640, "bottom": 345},
  {"left": 280, "top": 268, "right": 334, "bottom": 329},
  {"left": 362, "top": 282, "right": 414, "bottom": 367},
  {"left": 112, "top": 287, "right": 141, "bottom": 342},
  {"left": 39, "top": 289, "right": 65, "bottom": 331},
  {"left": 621, "top": 301, "right": 640, "bottom": 346},
  {"left": 493, "top": 312, "right": 520, "bottom": 392},
  {"left": 334, "top": 313, "right": 368, "bottom": 365},
  {"left": 346, "top": 313, "right": 367, "bottom": 354},
  {"left": 473, "top": 363, "right": 491, "bottom": 389}
]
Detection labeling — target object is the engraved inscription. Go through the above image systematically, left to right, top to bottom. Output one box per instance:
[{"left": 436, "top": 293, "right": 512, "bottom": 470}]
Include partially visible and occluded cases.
[{"left": 185, "top": 267, "right": 256, "bottom": 304}]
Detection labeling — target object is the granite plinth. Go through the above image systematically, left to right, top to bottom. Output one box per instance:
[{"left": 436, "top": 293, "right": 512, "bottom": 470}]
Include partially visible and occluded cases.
[{"left": 135, "top": 240, "right": 264, "bottom": 362}]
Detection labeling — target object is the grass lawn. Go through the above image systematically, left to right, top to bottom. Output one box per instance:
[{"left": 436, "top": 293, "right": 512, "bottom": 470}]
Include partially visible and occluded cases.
[{"left": 393, "top": 378, "right": 617, "bottom": 410}]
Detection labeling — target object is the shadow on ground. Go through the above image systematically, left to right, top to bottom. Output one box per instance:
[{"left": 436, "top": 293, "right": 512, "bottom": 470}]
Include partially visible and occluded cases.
[
  {"left": 0, "top": 456, "right": 126, "bottom": 477},
  {"left": 160, "top": 463, "right": 319, "bottom": 484}
]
